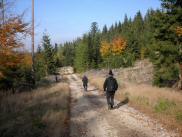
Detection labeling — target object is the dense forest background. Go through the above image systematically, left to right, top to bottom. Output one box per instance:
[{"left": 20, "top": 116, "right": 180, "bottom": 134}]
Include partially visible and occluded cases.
[
  {"left": 0, "top": 0, "right": 182, "bottom": 93},
  {"left": 59, "top": 0, "right": 182, "bottom": 87}
]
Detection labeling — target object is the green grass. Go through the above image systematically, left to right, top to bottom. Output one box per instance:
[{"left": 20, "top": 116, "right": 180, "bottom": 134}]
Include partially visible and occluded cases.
[
  {"left": 135, "top": 96, "right": 150, "bottom": 106},
  {"left": 154, "top": 98, "right": 176, "bottom": 113},
  {"left": 176, "top": 111, "right": 182, "bottom": 122}
]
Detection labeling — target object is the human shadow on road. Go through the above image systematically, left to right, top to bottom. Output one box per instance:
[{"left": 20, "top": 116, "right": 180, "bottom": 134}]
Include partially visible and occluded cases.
[
  {"left": 70, "top": 94, "right": 107, "bottom": 136},
  {"left": 113, "top": 97, "right": 129, "bottom": 109}
]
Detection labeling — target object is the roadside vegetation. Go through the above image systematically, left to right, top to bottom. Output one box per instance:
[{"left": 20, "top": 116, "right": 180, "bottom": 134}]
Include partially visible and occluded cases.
[
  {"left": 0, "top": 2, "right": 70, "bottom": 137},
  {"left": 0, "top": 79, "right": 70, "bottom": 137}
]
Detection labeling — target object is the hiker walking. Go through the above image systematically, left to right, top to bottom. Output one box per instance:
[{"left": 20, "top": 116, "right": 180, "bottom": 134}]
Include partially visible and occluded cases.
[
  {"left": 103, "top": 70, "right": 118, "bottom": 110},
  {"left": 82, "top": 75, "right": 88, "bottom": 91}
]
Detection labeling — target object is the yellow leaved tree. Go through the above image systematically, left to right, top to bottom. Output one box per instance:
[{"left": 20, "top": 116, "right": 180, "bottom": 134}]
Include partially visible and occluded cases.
[
  {"left": 0, "top": 9, "right": 31, "bottom": 93},
  {"left": 0, "top": 16, "right": 29, "bottom": 79},
  {"left": 100, "top": 37, "right": 127, "bottom": 57},
  {"left": 100, "top": 37, "right": 127, "bottom": 68},
  {"left": 112, "top": 37, "right": 127, "bottom": 55},
  {"left": 100, "top": 41, "right": 111, "bottom": 57}
]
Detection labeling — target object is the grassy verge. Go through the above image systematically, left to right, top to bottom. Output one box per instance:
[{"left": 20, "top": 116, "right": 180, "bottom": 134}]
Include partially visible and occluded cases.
[
  {"left": 87, "top": 73, "right": 182, "bottom": 135},
  {"left": 0, "top": 80, "right": 70, "bottom": 137}
]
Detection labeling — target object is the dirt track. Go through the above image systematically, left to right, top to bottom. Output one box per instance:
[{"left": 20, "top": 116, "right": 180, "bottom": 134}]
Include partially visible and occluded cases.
[{"left": 67, "top": 74, "right": 178, "bottom": 137}]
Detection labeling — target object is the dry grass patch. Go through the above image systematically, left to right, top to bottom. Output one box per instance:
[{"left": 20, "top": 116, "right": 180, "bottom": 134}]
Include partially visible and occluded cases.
[
  {"left": 88, "top": 75, "right": 105, "bottom": 92},
  {"left": 0, "top": 81, "right": 70, "bottom": 137},
  {"left": 118, "top": 83, "right": 182, "bottom": 132}
]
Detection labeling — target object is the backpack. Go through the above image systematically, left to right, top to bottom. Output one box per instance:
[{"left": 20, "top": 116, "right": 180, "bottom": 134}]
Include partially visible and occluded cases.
[
  {"left": 82, "top": 76, "right": 88, "bottom": 83},
  {"left": 106, "top": 77, "right": 117, "bottom": 92}
]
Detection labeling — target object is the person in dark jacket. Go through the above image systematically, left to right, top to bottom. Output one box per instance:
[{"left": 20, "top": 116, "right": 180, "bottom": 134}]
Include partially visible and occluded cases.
[
  {"left": 103, "top": 70, "right": 118, "bottom": 110},
  {"left": 82, "top": 75, "right": 88, "bottom": 91}
]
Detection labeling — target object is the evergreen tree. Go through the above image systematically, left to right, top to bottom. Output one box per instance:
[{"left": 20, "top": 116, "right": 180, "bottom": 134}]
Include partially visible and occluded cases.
[
  {"left": 150, "top": 0, "right": 182, "bottom": 87},
  {"left": 132, "top": 11, "right": 144, "bottom": 59},
  {"left": 118, "top": 21, "right": 122, "bottom": 33},
  {"left": 89, "top": 22, "right": 101, "bottom": 68},
  {"left": 91, "top": 22, "right": 99, "bottom": 36},
  {"left": 102, "top": 25, "right": 108, "bottom": 34},
  {"left": 102, "top": 25, "right": 110, "bottom": 42},
  {"left": 87, "top": 33, "right": 93, "bottom": 67},
  {"left": 42, "top": 34, "right": 56, "bottom": 74},
  {"left": 61, "top": 42, "right": 75, "bottom": 66},
  {"left": 74, "top": 42, "right": 88, "bottom": 72},
  {"left": 54, "top": 43, "right": 58, "bottom": 53},
  {"left": 37, "top": 44, "right": 42, "bottom": 53},
  {"left": 35, "top": 48, "right": 47, "bottom": 81}
]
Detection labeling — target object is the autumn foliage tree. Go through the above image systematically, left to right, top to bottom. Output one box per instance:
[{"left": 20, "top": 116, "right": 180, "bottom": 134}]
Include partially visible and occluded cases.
[
  {"left": 0, "top": 14, "right": 31, "bottom": 92},
  {"left": 0, "top": 16, "right": 29, "bottom": 71},
  {"left": 100, "top": 37, "right": 127, "bottom": 68},
  {"left": 100, "top": 37, "right": 126, "bottom": 57},
  {"left": 112, "top": 37, "right": 127, "bottom": 55},
  {"left": 100, "top": 41, "right": 111, "bottom": 57}
]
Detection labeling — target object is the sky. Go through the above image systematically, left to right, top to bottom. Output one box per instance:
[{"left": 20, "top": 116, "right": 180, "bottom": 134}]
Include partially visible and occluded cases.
[{"left": 12, "top": 0, "right": 161, "bottom": 50}]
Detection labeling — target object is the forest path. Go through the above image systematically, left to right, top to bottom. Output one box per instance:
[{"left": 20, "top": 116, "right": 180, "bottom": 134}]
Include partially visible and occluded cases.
[{"left": 66, "top": 73, "right": 178, "bottom": 137}]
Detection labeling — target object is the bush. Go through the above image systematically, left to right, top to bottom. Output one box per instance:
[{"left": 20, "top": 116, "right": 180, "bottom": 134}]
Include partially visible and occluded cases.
[{"left": 0, "top": 67, "right": 34, "bottom": 93}]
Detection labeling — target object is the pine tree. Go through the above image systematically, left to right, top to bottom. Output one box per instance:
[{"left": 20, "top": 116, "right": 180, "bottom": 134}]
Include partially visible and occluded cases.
[
  {"left": 150, "top": 0, "right": 182, "bottom": 87},
  {"left": 132, "top": 11, "right": 145, "bottom": 59},
  {"left": 118, "top": 21, "right": 122, "bottom": 33},
  {"left": 89, "top": 22, "right": 101, "bottom": 68},
  {"left": 90, "top": 22, "right": 98, "bottom": 36},
  {"left": 102, "top": 25, "right": 110, "bottom": 41},
  {"left": 87, "top": 33, "right": 93, "bottom": 67},
  {"left": 42, "top": 34, "right": 56, "bottom": 74},
  {"left": 61, "top": 42, "right": 75, "bottom": 66},
  {"left": 74, "top": 42, "right": 88, "bottom": 72},
  {"left": 54, "top": 43, "right": 58, "bottom": 53},
  {"left": 37, "top": 44, "right": 42, "bottom": 53},
  {"left": 35, "top": 47, "right": 47, "bottom": 81}
]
